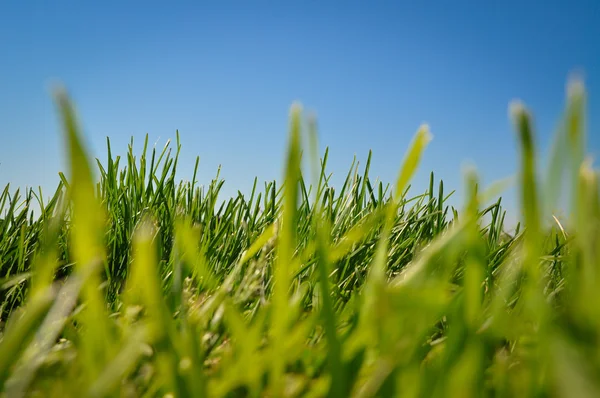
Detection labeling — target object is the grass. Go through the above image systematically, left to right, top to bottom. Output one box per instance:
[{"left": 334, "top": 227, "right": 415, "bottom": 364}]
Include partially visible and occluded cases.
[{"left": 0, "top": 78, "right": 597, "bottom": 397}]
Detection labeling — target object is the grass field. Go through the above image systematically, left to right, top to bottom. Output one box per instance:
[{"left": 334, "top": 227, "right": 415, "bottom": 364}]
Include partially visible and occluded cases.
[{"left": 0, "top": 78, "right": 598, "bottom": 397}]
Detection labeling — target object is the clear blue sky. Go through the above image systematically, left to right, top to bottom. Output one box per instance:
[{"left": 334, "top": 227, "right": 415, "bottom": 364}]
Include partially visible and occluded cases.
[{"left": 1, "top": 1, "right": 599, "bottom": 224}]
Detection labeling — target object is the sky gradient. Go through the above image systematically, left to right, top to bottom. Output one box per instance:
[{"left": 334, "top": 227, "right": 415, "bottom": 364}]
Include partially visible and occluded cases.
[{"left": 1, "top": 1, "right": 599, "bottom": 224}]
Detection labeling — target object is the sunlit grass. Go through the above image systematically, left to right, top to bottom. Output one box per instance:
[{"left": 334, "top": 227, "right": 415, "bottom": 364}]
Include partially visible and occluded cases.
[{"left": 0, "top": 78, "right": 598, "bottom": 397}]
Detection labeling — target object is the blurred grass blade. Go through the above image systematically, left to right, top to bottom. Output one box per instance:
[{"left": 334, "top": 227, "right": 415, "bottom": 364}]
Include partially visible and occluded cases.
[
  {"left": 53, "top": 87, "right": 112, "bottom": 382},
  {"left": 270, "top": 102, "right": 303, "bottom": 396},
  {"left": 510, "top": 102, "right": 542, "bottom": 270},
  {"left": 308, "top": 112, "right": 345, "bottom": 397},
  {"left": 367, "top": 124, "right": 432, "bottom": 288},
  {"left": 393, "top": 124, "right": 433, "bottom": 203},
  {"left": 175, "top": 219, "right": 218, "bottom": 290},
  {"left": 239, "top": 222, "right": 276, "bottom": 266},
  {"left": 5, "top": 271, "right": 91, "bottom": 397},
  {"left": 0, "top": 272, "right": 32, "bottom": 292},
  {"left": 0, "top": 286, "right": 56, "bottom": 388},
  {"left": 88, "top": 326, "right": 153, "bottom": 398}
]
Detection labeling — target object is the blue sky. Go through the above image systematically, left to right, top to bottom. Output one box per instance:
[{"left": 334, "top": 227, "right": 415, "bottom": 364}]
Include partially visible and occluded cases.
[{"left": 1, "top": 1, "right": 599, "bottom": 224}]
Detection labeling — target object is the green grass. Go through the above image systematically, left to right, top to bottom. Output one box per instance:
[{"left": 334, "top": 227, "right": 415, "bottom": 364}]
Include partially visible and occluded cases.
[{"left": 0, "top": 78, "right": 598, "bottom": 397}]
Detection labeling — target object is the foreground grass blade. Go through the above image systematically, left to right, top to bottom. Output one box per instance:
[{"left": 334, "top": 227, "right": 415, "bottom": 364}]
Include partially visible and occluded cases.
[
  {"left": 53, "top": 88, "right": 113, "bottom": 383},
  {"left": 270, "top": 102, "right": 303, "bottom": 396},
  {"left": 308, "top": 114, "right": 345, "bottom": 397},
  {"left": 365, "top": 124, "right": 432, "bottom": 299},
  {"left": 0, "top": 286, "right": 56, "bottom": 388}
]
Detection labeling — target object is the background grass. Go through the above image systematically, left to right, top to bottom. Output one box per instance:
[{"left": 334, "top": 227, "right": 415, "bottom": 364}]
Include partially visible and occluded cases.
[{"left": 0, "top": 78, "right": 597, "bottom": 397}]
